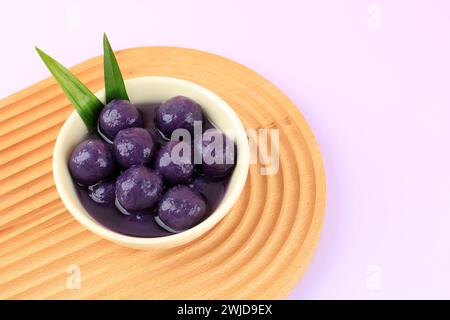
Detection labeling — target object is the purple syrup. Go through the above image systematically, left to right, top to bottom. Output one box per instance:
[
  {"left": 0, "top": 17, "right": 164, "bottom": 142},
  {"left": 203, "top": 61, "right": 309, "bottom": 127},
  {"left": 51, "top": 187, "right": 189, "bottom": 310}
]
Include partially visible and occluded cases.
[{"left": 75, "top": 103, "right": 231, "bottom": 238}]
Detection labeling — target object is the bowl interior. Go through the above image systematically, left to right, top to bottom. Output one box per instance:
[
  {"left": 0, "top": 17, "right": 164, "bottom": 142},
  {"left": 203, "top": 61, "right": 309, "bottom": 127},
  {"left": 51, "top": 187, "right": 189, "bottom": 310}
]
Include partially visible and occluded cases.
[{"left": 53, "top": 76, "right": 249, "bottom": 249}]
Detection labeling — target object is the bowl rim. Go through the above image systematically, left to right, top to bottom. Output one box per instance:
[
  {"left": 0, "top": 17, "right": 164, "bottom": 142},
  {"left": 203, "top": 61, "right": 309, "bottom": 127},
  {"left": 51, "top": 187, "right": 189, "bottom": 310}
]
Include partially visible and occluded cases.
[{"left": 53, "top": 76, "right": 249, "bottom": 248}]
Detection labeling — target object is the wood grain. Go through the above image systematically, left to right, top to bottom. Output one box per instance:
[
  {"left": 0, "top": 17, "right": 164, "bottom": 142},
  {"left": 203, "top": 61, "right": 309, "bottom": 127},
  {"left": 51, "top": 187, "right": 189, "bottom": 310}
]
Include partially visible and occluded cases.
[{"left": 0, "top": 47, "right": 325, "bottom": 299}]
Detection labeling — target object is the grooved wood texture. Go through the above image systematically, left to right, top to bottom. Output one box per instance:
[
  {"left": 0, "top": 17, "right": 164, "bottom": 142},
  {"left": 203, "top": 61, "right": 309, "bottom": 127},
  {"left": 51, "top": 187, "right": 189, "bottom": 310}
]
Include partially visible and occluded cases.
[{"left": 0, "top": 47, "right": 325, "bottom": 299}]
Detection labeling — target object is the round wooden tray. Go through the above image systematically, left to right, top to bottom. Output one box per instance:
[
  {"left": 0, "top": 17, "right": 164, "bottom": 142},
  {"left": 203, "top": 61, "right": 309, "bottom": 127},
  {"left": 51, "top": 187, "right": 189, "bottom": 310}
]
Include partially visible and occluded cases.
[{"left": 0, "top": 47, "right": 325, "bottom": 299}]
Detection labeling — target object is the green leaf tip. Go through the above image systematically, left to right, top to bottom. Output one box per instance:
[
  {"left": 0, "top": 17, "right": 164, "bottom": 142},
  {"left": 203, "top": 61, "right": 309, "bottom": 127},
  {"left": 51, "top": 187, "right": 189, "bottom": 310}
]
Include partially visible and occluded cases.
[
  {"left": 103, "top": 33, "right": 129, "bottom": 103},
  {"left": 35, "top": 47, "right": 104, "bottom": 131}
]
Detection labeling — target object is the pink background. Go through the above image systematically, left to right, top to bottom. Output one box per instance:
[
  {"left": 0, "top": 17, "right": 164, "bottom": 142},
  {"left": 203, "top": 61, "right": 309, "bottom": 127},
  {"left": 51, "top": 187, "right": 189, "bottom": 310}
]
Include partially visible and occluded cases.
[{"left": 1, "top": 1, "right": 450, "bottom": 299}]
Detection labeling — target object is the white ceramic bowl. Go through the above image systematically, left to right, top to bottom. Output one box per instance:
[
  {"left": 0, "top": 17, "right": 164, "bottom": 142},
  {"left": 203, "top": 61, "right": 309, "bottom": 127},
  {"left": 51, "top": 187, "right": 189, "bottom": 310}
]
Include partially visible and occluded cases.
[{"left": 53, "top": 76, "right": 249, "bottom": 249}]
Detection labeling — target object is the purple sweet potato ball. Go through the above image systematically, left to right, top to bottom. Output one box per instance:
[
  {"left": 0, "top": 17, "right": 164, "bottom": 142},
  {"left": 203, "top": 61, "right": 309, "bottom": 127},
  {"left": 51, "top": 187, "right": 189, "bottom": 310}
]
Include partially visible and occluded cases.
[
  {"left": 155, "top": 96, "right": 203, "bottom": 138},
  {"left": 98, "top": 100, "right": 143, "bottom": 141},
  {"left": 113, "top": 127, "right": 155, "bottom": 168},
  {"left": 194, "top": 129, "right": 236, "bottom": 178},
  {"left": 69, "top": 138, "right": 115, "bottom": 186},
  {"left": 154, "top": 141, "right": 194, "bottom": 185},
  {"left": 115, "top": 166, "right": 163, "bottom": 212},
  {"left": 187, "top": 175, "right": 212, "bottom": 197},
  {"left": 88, "top": 180, "right": 116, "bottom": 204},
  {"left": 157, "top": 185, "right": 208, "bottom": 232}
]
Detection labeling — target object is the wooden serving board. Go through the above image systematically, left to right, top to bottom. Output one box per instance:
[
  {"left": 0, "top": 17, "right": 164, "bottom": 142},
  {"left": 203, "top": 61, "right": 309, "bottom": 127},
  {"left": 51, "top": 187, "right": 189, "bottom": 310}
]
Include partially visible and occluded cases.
[{"left": 0, "top": 47, "right": 325, "bottom": 299}]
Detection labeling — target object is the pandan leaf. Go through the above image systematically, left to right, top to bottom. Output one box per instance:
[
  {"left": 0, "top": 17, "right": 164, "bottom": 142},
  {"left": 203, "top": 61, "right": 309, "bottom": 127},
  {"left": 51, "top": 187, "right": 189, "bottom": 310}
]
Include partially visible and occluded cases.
[
  {"left": 103, "top": 33, "right": 129, "bottom": 103},
  {"left": 35, "top": 47, "right": 103, "bottom": 131}
]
